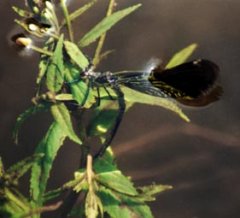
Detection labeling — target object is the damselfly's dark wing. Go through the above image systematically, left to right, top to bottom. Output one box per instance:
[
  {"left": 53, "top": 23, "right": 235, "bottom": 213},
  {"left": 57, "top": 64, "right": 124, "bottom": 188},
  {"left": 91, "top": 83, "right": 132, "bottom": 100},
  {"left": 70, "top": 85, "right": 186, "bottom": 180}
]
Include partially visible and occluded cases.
[
  {"left": 114, "top": 59, "right": 222, "bottom": 106},
  {"left": 149, "top": 59, "right": 222, "bottom": 106},
  {"left": 114, "top": 71, "right": 170, "bottom": 98}
]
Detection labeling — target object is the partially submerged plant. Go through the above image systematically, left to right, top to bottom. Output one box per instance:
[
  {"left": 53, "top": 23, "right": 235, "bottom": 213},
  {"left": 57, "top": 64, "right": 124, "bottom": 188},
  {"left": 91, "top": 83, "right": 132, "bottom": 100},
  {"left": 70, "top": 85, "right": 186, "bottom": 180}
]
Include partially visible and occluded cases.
[{"left": 1, "top": 0, "right": 221, "bottom": 217}]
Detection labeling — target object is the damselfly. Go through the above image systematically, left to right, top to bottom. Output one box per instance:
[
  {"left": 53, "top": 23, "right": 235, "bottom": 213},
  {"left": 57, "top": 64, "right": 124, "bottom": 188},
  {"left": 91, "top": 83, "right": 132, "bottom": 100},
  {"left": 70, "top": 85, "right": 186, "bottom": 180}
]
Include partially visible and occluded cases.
[{"left": 82, "top": 59, "right": 222, "bottom": 157}]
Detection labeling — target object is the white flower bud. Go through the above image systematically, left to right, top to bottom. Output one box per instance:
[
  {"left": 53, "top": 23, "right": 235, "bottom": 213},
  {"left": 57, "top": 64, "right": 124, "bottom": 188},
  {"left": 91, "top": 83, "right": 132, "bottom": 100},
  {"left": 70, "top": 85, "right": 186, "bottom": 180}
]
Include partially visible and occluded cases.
[
  {"left": 45, "top": 1, "right": 54, "bottom": 10},
  {"left": 28, "top": 23, "right": 39, "bottom": 32},
  {"left": 16, "top": 37, "right": 32, "bottom": 47}
]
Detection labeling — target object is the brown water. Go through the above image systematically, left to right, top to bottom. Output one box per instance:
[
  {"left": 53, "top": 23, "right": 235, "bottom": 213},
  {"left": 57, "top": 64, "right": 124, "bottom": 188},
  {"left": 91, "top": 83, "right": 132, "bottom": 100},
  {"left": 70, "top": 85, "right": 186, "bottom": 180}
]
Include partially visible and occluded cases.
[{"left": 0, "top": 1, "right": 240, "bottom": 218}]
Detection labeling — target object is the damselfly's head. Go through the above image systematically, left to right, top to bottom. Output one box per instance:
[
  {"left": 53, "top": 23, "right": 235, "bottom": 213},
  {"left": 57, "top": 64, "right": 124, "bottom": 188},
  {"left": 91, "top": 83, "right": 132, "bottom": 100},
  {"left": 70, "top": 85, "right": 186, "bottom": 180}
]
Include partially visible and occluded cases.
[{"left": 149, "top": 59, "right": 223, "bottom": 106}]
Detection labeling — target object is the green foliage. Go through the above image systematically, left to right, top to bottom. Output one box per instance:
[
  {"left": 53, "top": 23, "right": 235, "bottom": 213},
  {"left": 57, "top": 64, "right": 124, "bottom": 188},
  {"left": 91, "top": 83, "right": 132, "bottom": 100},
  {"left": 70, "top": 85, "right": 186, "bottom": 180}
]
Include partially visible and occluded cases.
[
  {"left": 6, "top": 0, "right": 201, "bottom": 217},
  {"left": 65, "top": 0, "right": 98, "bottom": 25},
  {"left": 79, "top": 4, "right": 142, "bottom": 47},
  {"left": 12, "top": 6, "right": 33, "bottom": 18},
  {"left": 46, "top": 34, "right": 65, "bottom": 92},
  {"left": 64, "top": 41, "right": 90, "bottom": 70},
  {"left": 165, "top": 43, "right": 197, "bottom": 69},
  {"left": 64, "top": 63, "right": 95, "bottom": 107},
  {"left": 123, "top": 86, "right": 190, "bottom": 122},
  {"left": 87, "top": 98, "right": 119, "bottom": 142},
  {"left": 50, "top": 103, "right": 81, "bottom": 144},
  {"left": 30, "top": 122, "right": 67, "bottom": 205},
  {"left": 67, "top": 151, "right": 171, "bottom": 218},
  {"left": 0, "top": 155, "right": 43, "bottom": 218},
  {"left": 95, "top": 155, "right": 138, "bottom": 196},
  {"left": 85, "top": 190, "right": 104, "bottom": 218}
]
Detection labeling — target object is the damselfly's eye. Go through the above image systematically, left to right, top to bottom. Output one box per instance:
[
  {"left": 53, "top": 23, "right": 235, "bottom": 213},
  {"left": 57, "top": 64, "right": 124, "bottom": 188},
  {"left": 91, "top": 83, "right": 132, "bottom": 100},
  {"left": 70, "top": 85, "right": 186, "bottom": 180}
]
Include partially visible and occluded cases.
[{"left": 149, "top": 59, "right": 222, "bottom": 106}]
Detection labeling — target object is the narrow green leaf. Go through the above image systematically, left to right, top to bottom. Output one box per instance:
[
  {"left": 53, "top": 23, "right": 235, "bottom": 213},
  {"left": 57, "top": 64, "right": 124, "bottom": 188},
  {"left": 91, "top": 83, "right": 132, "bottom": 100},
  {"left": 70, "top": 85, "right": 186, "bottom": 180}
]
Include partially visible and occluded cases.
[
  {"left": 66, "top": 0, "right": 97, "bottom": 24},
  {"left": 92, "top": 0, "right": 115, "bottom": 67},
  {"left": 79, "top": 4, "right": 142, "bottom": 47},
  {"left": 12, "top": 6, "right": 33, "bottom": 17},
  {"left": 46, "top": 34, "right": 65, "bottom": 92},
  {"left": 36, "top": 38, "right": 55, "bottom": 85},
  {"left": 64, "top": 41, "right": 89, "bottom": 70},
  {"left": 165, "top": 43, "right": 198, "bottom": 69},
  {"left": 37, "top": 57, "right": 49, "bottom": 85},
  {"left": 64, "top": 64, "right": 95, "bottom": 107},
  {"left": 67, "top": 79, "right": 92, "bottom": 107},
  {"left": 122, "top": 87, "right": 190, "bottom": 122},
  {"left": 55, "top": 93, "right": 74, "bottom": 101},
  {"left": 51, "top": 103, "right": 82, "bottom": 144},
  {"left": 13, "top": 104, "right": 50, "bottom": 144},
  {"left": 30, "top": 122, "right": 67, "bottom": 205},
  {"left": 93, "top": 149, "right": 117, "bottom": 173},
  {"left": 94, "top": 149, "right": 137, "bottom": 195},
  {"left": 95, "top": 153, "right": 165, "bottom": 218},
  {"left": 6, "top": 154, "right": 44, "bottom": 182},
  {"left": 96, "top": 170, "right": 138, "bottom": 196},
  {"left": 64, "top": 171, "right": 87, "bottom": 193},
  {"left": 72, "top": 178, "right": 88, "bottom": 193},
  {"left": 138, "top": 184, "right": 173, "bottom": 201},
  {"left": 98, "top": 187, "right": 133, "bottom": 218},
  {"left": 101, "top": 187, "right": 154, "bottom": 218},
  {"left": 3, "top": 188, "right": 31, "bottom": 215},
  {"left": 43, "top": 188, "right": 63, "bottom": 202},
  {"left": 85, "top": 191, "right": 102, "bottom": 218},
  {"left": 85, "top": 192, "right": 97, "bottom": 218},
  {"left": 120, "top": 194, "right": 154, "bottom": 218},
  {"left": 96, "top": 195, "right": 104, "bottom": 218}
]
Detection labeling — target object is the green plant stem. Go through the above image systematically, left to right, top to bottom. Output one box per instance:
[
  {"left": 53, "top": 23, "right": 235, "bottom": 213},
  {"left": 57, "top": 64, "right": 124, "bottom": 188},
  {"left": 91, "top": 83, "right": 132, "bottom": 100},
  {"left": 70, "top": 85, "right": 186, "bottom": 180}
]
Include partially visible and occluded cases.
[
  {"left": 60, "top": 0, "right": 74, "bottom": 42},
  {"left": 60, "top": 0, "right": 98, "bottom": 28},
  {"left": 93, "top": 0, "right": 116, "bottom": 68},
  {"left": 61, "top": 4, "right": 118, "bottom": 214},
  {"left": 30, "top": 45, "right": 53, "bottom": 56},
  {"left": 86, "top": 155, "right": 93, "bottom": 186},
  {"left": 6, "top": 189, "right": 29, "bottom": 212}
]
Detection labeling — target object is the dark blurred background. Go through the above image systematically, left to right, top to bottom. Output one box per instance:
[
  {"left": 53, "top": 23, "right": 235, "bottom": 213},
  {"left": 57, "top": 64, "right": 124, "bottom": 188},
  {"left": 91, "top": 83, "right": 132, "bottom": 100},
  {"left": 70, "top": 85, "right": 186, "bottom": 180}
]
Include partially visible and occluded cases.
[{"left": 1, "top": 0, "right": 240, "bottom": 218}]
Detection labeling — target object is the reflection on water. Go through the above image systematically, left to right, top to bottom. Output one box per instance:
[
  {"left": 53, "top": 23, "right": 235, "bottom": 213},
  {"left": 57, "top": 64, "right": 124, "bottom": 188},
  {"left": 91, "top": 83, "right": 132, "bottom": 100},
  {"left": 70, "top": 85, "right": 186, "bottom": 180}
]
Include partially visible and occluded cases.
[{"left": 114, "top": 121, "right": 240, "bottom": 218}]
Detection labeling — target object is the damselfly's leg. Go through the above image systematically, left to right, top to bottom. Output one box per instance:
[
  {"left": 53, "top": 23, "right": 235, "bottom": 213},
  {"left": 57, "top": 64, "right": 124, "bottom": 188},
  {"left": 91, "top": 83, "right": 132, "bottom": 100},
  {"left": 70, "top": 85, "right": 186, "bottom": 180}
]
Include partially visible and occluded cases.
[
  {"left": 94, "top": 85, "right": 126, "bottom": 158},
  {"left": 95, "top": 85, "right": 115, "bottom": 107},
  {"left": 95, "top": 86, "right": 101, "bottom": 107},
  {"left": 96, "top": 86, "right": 114, "bottom": 107},
  {"left": 103, "top": 86, "right": 114, "bottom": 100}
]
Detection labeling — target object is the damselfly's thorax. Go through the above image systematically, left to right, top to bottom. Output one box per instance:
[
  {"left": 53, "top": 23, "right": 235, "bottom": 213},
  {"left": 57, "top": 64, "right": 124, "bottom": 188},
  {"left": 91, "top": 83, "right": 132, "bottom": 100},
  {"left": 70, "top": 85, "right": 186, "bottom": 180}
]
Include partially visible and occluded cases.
[{"left": 83, "top": 67, "right": 117, "bottom": 87}]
